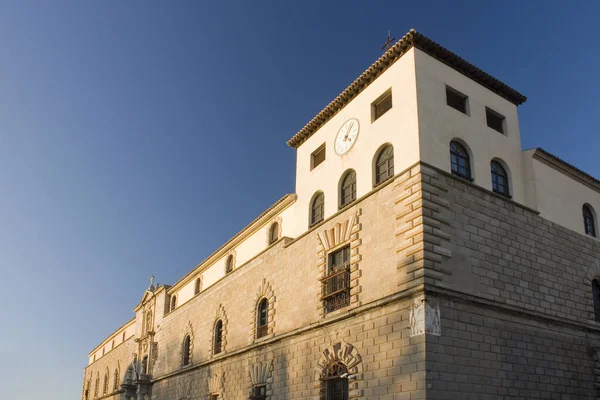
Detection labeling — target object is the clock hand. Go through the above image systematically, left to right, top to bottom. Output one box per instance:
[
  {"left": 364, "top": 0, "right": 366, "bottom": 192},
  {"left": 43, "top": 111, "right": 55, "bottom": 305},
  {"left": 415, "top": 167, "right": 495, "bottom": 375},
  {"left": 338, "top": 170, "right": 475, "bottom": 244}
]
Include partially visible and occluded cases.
[{"left": 343, "top": 122, "right": 354, "bottom": 141}]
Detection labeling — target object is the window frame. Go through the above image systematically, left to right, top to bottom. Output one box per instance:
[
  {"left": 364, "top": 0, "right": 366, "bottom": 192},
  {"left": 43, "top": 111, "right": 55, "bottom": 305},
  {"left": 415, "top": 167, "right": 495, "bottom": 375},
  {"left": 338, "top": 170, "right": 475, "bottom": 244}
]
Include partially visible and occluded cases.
[
  {"left": 446, "top": 85, "right": 468, "bottom": 115},
  {"left": 371, "top": 88, "right": 392, "bottom": 122},
  {"left": 486, "top": 107, "right": 506, "bottom": 134},
  {"left": 449, "top": 141, "right": 472, "bottom": 181},
  {"left": 311, "top": 143, "right": 326, "bottom": 170},
  {"left": 374, "top": 144, "right": 394, "bottom": 186},
  {"left": 491, "top": 160, "right": 510, "bottom": 198},
  {"left": 339, "top": 170, "right": 357, "bottom": 209},
  {"left": 310, "top": 191, "right": 325, "bottom": 227},
  {"left": 583, "top": 205, "right": 597, "bottom": 237},
  {"left": 268, "top": 222, "right": 279, "bottom": 245},
  {"left": 321, "top": 245, "right": 351, "bottom": 313},
  {"left": 225, "top": 255, "right": 234, "bottom": 274},
  {"left": 194, "top": 277, "right": 202, "bottom": 295},
  {"left": 170, "top": 295, "right": 177, "bottom": 312},
  {"left": 256, "top": 298, "right": 269, "bottom": 339},
  {"left": 213, "top": 320, "right": 223, "bottom": 355},
  {"left": 182, "top": 335, "right": 191, "bottom": 366},
  {"left": 321, "top": 361, "right": 349, "bottom": 400}
]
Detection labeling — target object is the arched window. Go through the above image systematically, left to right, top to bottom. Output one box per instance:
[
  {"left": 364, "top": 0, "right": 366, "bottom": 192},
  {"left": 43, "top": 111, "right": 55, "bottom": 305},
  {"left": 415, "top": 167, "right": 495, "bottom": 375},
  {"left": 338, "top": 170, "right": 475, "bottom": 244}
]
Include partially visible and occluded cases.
[
  {"left": 450, "top": 141, "right": 472, "bottom": 180},
  {"left": 374, "top": 144, "right": 394, "bottom": 186},
  {"left": 491, "top": 160, "right": 510, "bottom": 197},
  {"left": 339, "top": 170, "right": 357, "bottom": 208},
  {"left": 310, "top": 192, "right": 325, "bottom": 227},
  {"left": 583, "top": 205, "right": 596, "bottom": 237},
  {"left": 268, "top": 222, "right": 279, "bottom": 245},
  {"left": 225, "top": 255, "right": 234, "bottom": 274},
  {"left": 194, "top": 277, "right": 202, "bottom": 294},
  {"left": 593, "top": 279, "right": 600, "bottom": 321},
  {"left": 170, "top": 295, "right": 177, "bottom": 312},
  {"left": 256, "top": 298, "right": 269, "bottom": 339},
  {"left": 213, "top": 320, "right": 223, "bottom": 355},
  {"left": 182, "top": 335, "right": 191, "bottom": 366},
  {"left": 321, "top": 361, "right": 349, "bottom": 400},
  {"left": 113, "top": 368, "right": 120, "bottom": 391},
  {"left": 103, "top": 371, "right": 109, "bottom": 394},
  {"left": 94, "top": 372, "right": 99, "bottom": 399}
]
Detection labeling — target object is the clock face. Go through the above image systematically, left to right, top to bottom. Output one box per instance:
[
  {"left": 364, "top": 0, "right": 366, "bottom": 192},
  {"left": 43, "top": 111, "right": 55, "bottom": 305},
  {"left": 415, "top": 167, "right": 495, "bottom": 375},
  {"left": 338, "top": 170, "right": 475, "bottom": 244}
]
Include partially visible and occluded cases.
[{"left": 334, "top": 118, "right": 360, "bottom": 155}]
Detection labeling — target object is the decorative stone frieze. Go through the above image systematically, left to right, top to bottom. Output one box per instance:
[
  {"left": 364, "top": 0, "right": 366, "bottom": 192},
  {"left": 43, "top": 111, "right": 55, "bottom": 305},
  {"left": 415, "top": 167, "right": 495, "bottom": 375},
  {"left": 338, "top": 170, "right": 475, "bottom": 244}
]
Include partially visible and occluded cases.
[{"left": 314, "top": 342, "right": 363, "bottom": 397}]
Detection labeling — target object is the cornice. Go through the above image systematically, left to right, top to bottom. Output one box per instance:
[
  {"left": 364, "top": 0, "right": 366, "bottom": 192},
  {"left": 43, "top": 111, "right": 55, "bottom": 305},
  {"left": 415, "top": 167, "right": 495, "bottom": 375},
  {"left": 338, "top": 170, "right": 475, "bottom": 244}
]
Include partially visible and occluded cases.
[
  {"left": 287, "top": 29, "right": 526, "bottom": 149},
  {"left": 532, "top": 148, "right": 600, "bottom": 195},
  {"left": 167, "top": 194, "right": 296, "bottom": 294},
  {"left": 87, "top": 318, "right": 136, "bottom": 358}
]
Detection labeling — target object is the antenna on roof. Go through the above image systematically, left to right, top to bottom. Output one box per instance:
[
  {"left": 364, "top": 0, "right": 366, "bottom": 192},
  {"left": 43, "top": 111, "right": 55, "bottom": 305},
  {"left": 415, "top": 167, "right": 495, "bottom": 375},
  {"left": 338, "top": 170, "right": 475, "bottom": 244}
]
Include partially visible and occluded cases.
[{"left": 381, "top": 27, "right": 396, "bottom": 52}]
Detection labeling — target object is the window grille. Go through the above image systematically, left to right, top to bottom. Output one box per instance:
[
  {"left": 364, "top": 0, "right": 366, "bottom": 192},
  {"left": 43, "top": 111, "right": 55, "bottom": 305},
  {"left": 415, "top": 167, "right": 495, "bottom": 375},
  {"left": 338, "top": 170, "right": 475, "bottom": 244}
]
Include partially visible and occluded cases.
[{"left": 321, "top": 246, "right": 351, "bottom": 313}]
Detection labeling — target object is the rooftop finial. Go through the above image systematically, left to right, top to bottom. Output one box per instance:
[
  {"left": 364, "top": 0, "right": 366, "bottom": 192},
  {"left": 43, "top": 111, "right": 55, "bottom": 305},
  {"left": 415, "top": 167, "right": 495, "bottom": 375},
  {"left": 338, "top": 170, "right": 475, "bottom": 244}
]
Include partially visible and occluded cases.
[{"left": 381, "top": 27, "right": 396, "bottom": 52}]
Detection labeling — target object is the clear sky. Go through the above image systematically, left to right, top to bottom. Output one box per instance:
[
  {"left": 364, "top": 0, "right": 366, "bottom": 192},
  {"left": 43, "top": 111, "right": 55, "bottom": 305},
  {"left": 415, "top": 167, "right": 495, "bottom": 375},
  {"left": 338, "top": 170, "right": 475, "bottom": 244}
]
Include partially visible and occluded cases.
[{"left": 0, "top": 1, "right": 599, "bottom": 398}]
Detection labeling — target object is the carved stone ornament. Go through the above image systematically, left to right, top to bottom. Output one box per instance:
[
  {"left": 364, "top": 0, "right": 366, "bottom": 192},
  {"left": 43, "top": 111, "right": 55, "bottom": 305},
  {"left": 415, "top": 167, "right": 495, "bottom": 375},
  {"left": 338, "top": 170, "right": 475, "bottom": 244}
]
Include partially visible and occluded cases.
[
  {"left": 410, "top": 295, "right": 441, "bottom": 336},
  {"left": 314, "top": 341, "right": 363, "bottom": 382},
  {"left": 249, "top": 360, "right": 273, "bottom": 385},
  {"left": 208, "top": 371, "right": 224, "bottom": 397},
  {"left": 176, "top": 378, "right": 192, "bottom": 400}
]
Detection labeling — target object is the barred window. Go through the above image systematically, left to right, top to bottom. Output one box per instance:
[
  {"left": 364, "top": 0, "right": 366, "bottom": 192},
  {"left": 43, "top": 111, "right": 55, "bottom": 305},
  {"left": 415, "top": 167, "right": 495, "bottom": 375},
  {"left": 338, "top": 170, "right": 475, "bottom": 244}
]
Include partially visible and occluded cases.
[
  {"left": 450, "top": 141, "right": 472, "bottom": 180},
  {"left": 375, "top": 144, "right": 394, "bottom": 186},
  {"left": 491, "top": 160, "right": 510, "bottom": 197},
  {"left": 339, "top": 170, "right": 356, "bottom": 209},
  {"left": 310, "top": 192, "right": 325, "bottom": 226},
  {"left": 583, "top": 205, "right": 596, "bottom": 237},
  {"left": 321, "top": 246, "right": 351, "bottom": 313},
  {"left": 256, "top": 298, "right": 269, "bottom": 339},
  {"left": 214, "top": 320, "right": 223, "bottom": 355},
  {"left": 182, "top": 335, "right": 191, "bottom": 366},
  {"left": 320, "top": 361, "right": 349, "bottom": 400}
]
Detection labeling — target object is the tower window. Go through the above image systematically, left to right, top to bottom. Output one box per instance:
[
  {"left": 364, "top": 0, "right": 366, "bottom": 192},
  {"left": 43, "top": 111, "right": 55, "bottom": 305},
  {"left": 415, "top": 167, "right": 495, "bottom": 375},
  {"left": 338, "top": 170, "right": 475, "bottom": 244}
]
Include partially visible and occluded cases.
[
  {"left": 446, "top": 86, "right": 468, "bottom": 114},
  {"left": 371, "top": 89, "right": 392, "bottom": 122},
  {"left": 486, "top": 107, "right": 506, "bottom": 134},
  {"left": 450, "top": 141, "right": 472, "bottom": 180},
  {"left": 311, "top": 143, "right": 326, "bottom": 170},
  {"left": 374, "top": 144, "right": 394, "bottom": 186},
  {"left": 491, "top": 160, "right": 510, "bottom": 197},
  {"left": 339, "top": 170, "right": 357, "bottom": 209},
  {"left": 310, "top": 192, "right": 325, "bottom": 227},
  {"left": 583, "top": 205, "right": 596, "bottom": 237},
  {"left": 268, "top": 222, "right": 279, "bottom": 245},
  {"left": 225, "top": 254, "right": 234, "bottom": 274},
  {"left": 194, "top": 277, "right": 202, "bottom": 294},
  {"left": 170, "top": 295, "right": 177, "bottom": 312}
]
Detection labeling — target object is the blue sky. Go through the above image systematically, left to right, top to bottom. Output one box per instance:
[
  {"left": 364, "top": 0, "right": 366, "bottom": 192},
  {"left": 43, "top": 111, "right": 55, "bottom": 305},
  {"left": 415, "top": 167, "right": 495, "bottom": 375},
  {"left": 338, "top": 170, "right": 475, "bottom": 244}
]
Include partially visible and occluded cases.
[{"left": 0, "top": 1, "right": 598, "bottom": 398}]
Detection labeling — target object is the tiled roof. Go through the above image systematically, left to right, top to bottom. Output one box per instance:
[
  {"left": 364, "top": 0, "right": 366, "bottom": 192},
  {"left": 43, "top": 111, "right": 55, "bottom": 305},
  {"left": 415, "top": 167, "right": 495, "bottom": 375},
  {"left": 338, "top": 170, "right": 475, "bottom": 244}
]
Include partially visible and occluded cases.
[
  {"left": 287, "top": 29, "right": 527, "bottom": 149},
  {"left": 533, "top": 148, "right": 600, "bottom": 191}
]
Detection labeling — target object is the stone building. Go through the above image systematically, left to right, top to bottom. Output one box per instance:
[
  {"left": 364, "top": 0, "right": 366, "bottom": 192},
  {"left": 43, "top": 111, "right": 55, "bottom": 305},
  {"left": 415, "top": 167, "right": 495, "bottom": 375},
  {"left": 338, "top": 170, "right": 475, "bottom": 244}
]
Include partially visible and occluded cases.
[{"left": 82, "top": 29, "right": 600, "bottom": 399}]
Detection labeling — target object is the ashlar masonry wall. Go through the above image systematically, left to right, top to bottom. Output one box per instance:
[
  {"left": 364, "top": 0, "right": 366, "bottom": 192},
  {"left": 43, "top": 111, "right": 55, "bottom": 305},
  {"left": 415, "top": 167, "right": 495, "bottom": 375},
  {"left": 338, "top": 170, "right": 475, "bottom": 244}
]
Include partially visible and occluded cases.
[{"left": 413, "top": 165, "right": 600, "bottom": 399}]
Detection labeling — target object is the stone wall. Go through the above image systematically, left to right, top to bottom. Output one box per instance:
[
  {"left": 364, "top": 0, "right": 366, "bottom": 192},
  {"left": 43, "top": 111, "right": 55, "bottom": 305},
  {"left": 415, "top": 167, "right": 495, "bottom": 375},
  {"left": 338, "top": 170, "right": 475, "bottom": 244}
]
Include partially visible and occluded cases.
[{"left": 421, "top": 165, "right": 600, "bottom": 399}]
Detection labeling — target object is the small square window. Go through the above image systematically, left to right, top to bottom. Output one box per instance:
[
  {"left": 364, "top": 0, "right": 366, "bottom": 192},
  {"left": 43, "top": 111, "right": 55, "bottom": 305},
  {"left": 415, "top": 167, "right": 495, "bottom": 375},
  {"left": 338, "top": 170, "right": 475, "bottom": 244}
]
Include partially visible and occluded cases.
[
  {"left": 446, "top": 86, "right": 468, "bottom": 114},
  {"left": 371, "top": 89, "right": 392, "bottom": 122},
  {"left": 486, "top": 107, "right": 506, "bottom": 134},
  {"left": 311, "top": 144, "right": 326, "bottom": 170}
]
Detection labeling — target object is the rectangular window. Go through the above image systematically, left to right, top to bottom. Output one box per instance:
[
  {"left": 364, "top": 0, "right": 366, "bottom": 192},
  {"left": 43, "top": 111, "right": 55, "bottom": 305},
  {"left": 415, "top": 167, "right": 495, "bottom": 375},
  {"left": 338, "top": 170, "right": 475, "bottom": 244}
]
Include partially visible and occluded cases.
[
  {"left": 446, "top": 86, "right": 468, "bottom": 114},
  {"left": 371, "top": 89, "right": 392, "bottom": 122},
  {"left": 486, "top": 107, "right": 506, "bottom": 134},
  {"left": 311, "top": 143, "right": 326, "bottom": 170},
  {"left": 321, "top": 246, "right": 351, "bottom": 313},
  {"left": 251, "top": 385, "right": 267, "bottom": 400}
]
